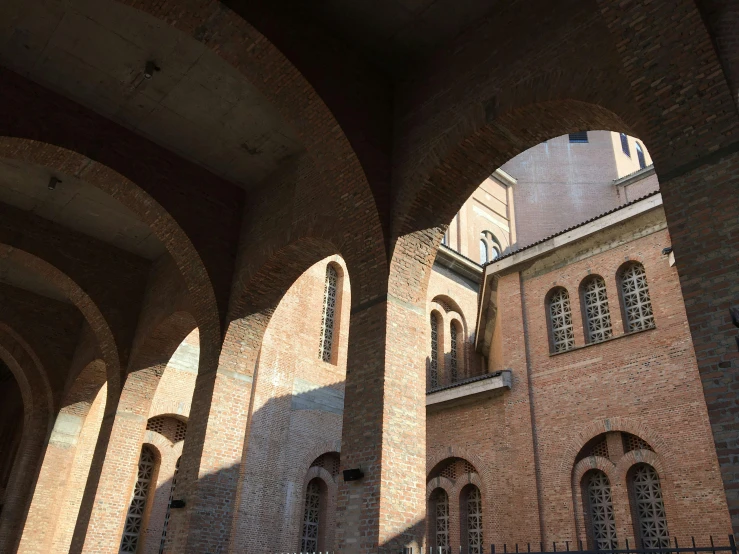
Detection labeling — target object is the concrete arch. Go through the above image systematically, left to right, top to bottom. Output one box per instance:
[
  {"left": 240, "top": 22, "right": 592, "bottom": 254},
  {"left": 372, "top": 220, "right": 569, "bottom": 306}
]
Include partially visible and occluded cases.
[{"left": 0, "top": 324, "right": 54, "bottom": 553}]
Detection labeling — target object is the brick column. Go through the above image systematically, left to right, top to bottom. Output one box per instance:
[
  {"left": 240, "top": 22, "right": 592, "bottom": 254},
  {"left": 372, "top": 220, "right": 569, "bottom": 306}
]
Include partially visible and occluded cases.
[
  {"left": 659, "top": 150, "right": 739, "bottom": 534},
  {"left": 336, "top": 297, "right": 427, "bottom": 553}
]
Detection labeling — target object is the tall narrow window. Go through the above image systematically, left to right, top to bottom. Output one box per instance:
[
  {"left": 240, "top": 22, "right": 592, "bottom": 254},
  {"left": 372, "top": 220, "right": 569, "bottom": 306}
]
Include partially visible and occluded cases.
[
  {"left": 569, "top": 131, "right": 589, "bottom": 143},
  {"left": 620, "top": 133, "right": 631, "bottom": 156},
  {"left": 636, "top": 142, "right": 646, "bottom": 169},
  {"left": 479, "top": 239, "right": 488, "bottom": 264},
  {"left": 620, "top": 264, "right": 655, "bottom": 332},
  {"left": 319, "top": 265, "right": 338, "bottom": 362},
  {"left": 582, "top": 276, "right": 613, "bottom": 343},
  {"left": 549, "top": 288, "right": 575, "bottom": 353},
  {"left": 430, "top": 314, "right": 439, "bottom": 388},
  {"left": 450, "top": 322, "right": 459, "bottom": 383},
  {"left": 120, "top": 446, "right": 157, "bottom": 553},
  {"left": 159, "top": 457, "right": 181, "bottom": 554},
  {"left": 630, "top": 464, "right": 669, "bottom": 548},
  {"left": 584, "top": 470, "right": 618, "bottom": 550},
  {"left": 301, "top": 479, "right": 321, "bottom": 553},
  {"left": 466, "top": 486, "right": 484, "bottom": 554},
  {"left": 432, "top": 489, "right": 450, "bottom": 554}
]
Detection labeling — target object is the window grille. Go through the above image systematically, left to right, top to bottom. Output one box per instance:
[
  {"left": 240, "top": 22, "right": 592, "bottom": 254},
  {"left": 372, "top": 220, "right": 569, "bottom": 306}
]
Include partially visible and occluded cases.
[
  {"left": 569, "top": 131, "right": 589, "bottom": 143},
  {"left": 620, "top": 133, "right": 631, "bottom": 157},
  {"left": 636, "top": 142, "right": 646, "bottom": 169},
  {"left": 480, "top": 239, "right": 488, "bottom": 264},
  {"left": 621, "top": 264, "right": 655, "bottom": 332},
  {"left": 319, "top": 265, "right": 338, "bottom": 362},
  {"left": 583, "top": 276, "right": 613, "bottom": 343},
  {"left": 549, "top": 289, "right": 575, "bottom": 353},
  {"left": 430, "top": 314, "right": 439, "bottom": 388},
  {"left": 450, "top": 322, "right": 459, "bottom": 383},
  {"left": 147, "top": 416, "right": 187, "bottom": 443},
  {"left": 623, "top": 433, "right": 652, "bottom": 453},
  {"left": 120, "top": 446, "right": 156, "bottom": 553},
  {"left": 311, "top": 452, "right": 341, "bottom": 478},
  {"left": 158, "top": 457, "right": 180, "bottom": 554},
  {"left": 462, "top": 460, "right": 475, "bottom": 474},
  {"left": 439, "top": 461, "right": 456, "bottom": 480},
  {"left": 631, "top": 465, "right": 669, "bottom": 548},
  {"left": 585, "top": 471, "right": 618, "bottom": 550},
  {"left": 301, "top": 480, "right": 321, "bottom": 553},
  {"left": 467, "top": 487, "right": 484, "bottom": 554},
  {"left": 433, "top": 490, "right": 450, "bottom": 554}
]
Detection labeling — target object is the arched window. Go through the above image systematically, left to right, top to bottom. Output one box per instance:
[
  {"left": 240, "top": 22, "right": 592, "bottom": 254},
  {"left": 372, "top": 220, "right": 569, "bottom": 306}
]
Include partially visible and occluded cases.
[
  {"left": 620, "top": 133, "right": 630, "bottom": 156},
  {"left": 636, "top": 142, "right": 646, "bottom": 169},
  {"left": 480, "top": 231, "right": 501, "bottom": 265},
  {"left": 479, "top": 239, "right": 488, "bottom": 264},
  {"left": 319, "top": 264, "right": 339, "bottom": 362},
  {"left": 620, "top": 264, "right": 655, "bottom": 332},
  {"left": 582, "top": 276, "right": 613, "bottom": 343},
  {"left": 548, "top": 288, "right": 575, "bottom": 353},
  {"left": 430, "top": 313, "right": 440, "bottom": 388},
  {"left": 450, "top": 321, "right": 460, "bottom": 383},
  {"left": 120, "top": 445, "right": 157, "bottom": 553},
  {"left": 159, "top": 457, "right": 180, "bottom": 554},
  {"left": 629, "top": 464, "right": 669, "bottom": 548},
  {"left": 583, "top": 470, "right": 618, "bottom": 550},
  {"left": 301, "top": 479, "right": 322, "bottom": 553},
  {"left": 462, "top": 485, "right": 483, "bottom": 554},
  {"left": 431, "top": 489, "right": 450, "bottom": 554}
]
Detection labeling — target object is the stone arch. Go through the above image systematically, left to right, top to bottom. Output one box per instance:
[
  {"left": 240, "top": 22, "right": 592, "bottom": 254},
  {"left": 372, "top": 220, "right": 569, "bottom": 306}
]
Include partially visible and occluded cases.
[{"left": 0, "top": 323, "right": 54, "bottom": 553}]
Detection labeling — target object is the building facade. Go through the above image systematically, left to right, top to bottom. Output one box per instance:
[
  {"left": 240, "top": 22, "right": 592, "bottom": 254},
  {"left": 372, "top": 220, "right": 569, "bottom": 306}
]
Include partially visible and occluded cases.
[{"left": 5, "top": 129, "right": 728, "bottom": 553}]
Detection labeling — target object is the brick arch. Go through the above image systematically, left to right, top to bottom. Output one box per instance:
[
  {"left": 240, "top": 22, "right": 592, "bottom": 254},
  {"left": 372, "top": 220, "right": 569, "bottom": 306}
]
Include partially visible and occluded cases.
[
  {"left": 101, "top": 0, "right": 390, "bottom": 299},
  {"left": 0, "top": 138, "right": 221, "bottom": 368},
  {"left": 0, "top": 243, "right": 121, "bottom": 391},
  {"left": 0, "top": 323, "right": 54, "bottom": 553},
  {"left": 559, "top": 418, "right": 670, "bottom": 492},
  {"left": 297, "top": 443, "right": 343, "bottom": 480},
  {"left": 427, "top": 450, "right": 492, "bottom": 491},
  {"left": 571, "top": 455, "right": 621, "bottom": 547},
  {"left": 296, "top": 466, "right": 339, "bottom": 552},
  {"left": 426, "top": 477, "right": 456, "bottom": 500}
]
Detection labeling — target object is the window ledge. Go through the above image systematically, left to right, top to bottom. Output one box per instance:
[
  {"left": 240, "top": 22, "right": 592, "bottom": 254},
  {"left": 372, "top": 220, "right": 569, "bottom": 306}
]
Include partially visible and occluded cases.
[
  {"left": 549, "top": 325, "right": 656, "bottom": 357},
  {"left": 426, "top": 370, "right": 511, "bottom": 411}
]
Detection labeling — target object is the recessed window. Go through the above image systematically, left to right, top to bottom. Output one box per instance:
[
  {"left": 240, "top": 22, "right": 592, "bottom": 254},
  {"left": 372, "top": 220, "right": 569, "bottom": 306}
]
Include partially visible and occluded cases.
[
  {"left": 569, "top": 131, "right": 589, "bottom": 143},
  {"left": 620, "top": 133, "right": 631, "bottom": 156},
  {"left": 636, "top": 142, "right": 646, "bottom": 169},
  {"left": 480, "top": 231, "right": 501, "bottom": 265},
  {"left": 620, "top": 263, "right": 655, "bottom": 332},
  {"left": 319, "top": 264, "right": 339, "bottom": 362},
  {"left": 582, "top": 276, "right": 613, "bottom": 343},
  {"left": 548, "top": 288, "right": 575, "bottom": 353},
  {"left": 430, "top": 313, "right": 440, "bottom": 389},
  {"left": 120, "top": 446, "right": 157, "bottom": 553},
  {"left": 629, "top": 464, "right": 669, "bottom": 548},
  {"left": 583, "top": 470, "right": 618, "bottom": 551},
  {"left": 301, "top": 479, "right": 322, "bottom": 553},
  {"left": 464, "top": 486, "right": 484, "bottom": 554},
  {"left": 431, "top": 489, "right": 450, "bottom": 554}
]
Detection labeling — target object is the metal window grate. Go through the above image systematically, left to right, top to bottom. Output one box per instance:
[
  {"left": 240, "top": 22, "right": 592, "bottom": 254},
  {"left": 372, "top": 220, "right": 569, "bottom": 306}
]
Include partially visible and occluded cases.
[
  {"left": 569, "top": 131, "right": 589, "bottom": 143},
  {"left": 621, "top": 264, "right": 655, "bottom": 332},
  {"left": 319, "top": 265, "right": 338, "bottom": 362},
  {"left": 583, "top": 276, "right": 613, "bottom": 343},
  {"left": 549, "top": 289, "right": 575, "bottom": 353},
  {"left": 430, "top": 314, "right": 439, "bottom": 388},
  {"left": 450, "top": 322, "right": 458, "bottom": 383},
  {"left": 147, "top": 416, "right": 187, "bottom": 443},
  {"left": 623, "top": 433, "right": 652, "bottom": 453},
  {"left": 120, "top": 446, "right": 156, "bottom": 553},
  {"left": 158, "top": 457, "right": 180, "bottom": 554},
  {"left": 632, "top": 465, "right": 669, "bottom": 548},
  {"left": 585, "top": 471, "right": 618, "bottom": 550},
  {"left": 301, "top": 480, "right": 321, "bottom": 553},
  {"left": 467, "top": 487, "right": 484, "bottom": 554},
  {"left": 434, "top": 489, "right": 450, "bottom": 554}
]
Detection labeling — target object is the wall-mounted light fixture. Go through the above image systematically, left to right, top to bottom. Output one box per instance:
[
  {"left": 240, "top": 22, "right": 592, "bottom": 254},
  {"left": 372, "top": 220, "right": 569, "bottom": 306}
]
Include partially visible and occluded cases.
[
  {"left": 143, "top": 60, "right": 160, "bottom": 79},
  {"left": 48, "top": 176, "right": 61, "bottom": 190},
  {"left": 661, "top": 247, "right": 673, "bottom": 255},
  {"left": 343, "top": 468, "right": 364, "bottom": 482},
  {"left": 170, "top": 499, "right": 186, "bottom": 509}
]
